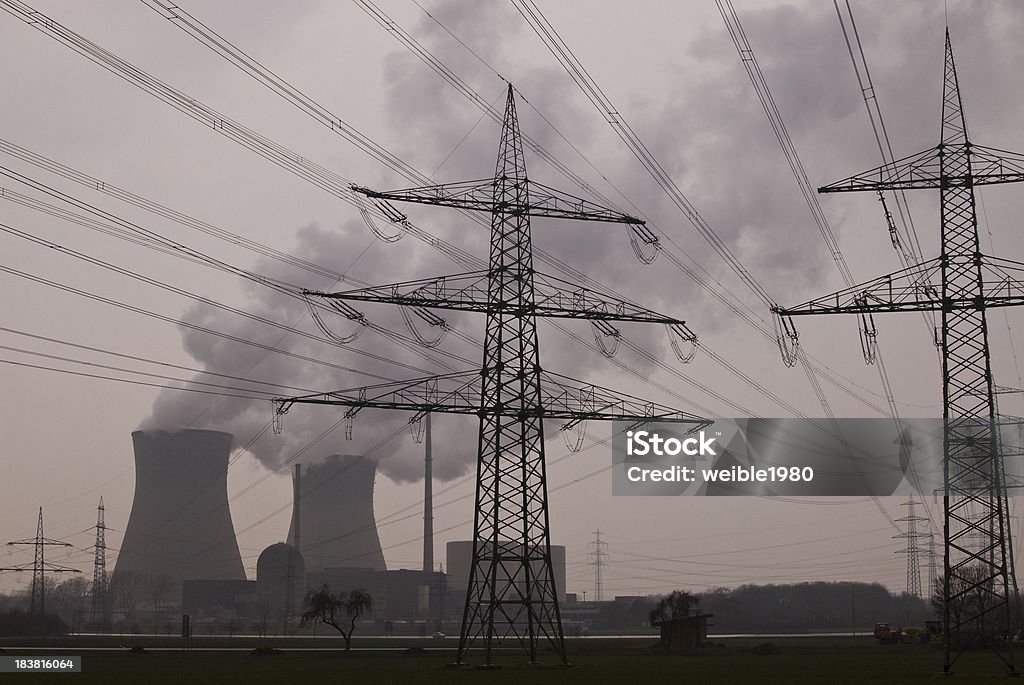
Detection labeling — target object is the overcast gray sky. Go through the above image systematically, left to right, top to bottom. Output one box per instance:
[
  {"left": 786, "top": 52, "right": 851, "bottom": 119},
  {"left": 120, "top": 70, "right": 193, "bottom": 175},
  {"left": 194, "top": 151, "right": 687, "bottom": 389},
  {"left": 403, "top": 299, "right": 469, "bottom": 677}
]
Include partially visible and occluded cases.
[{"left": 2, "top": 0, "right": 1023, "bottom": 598}]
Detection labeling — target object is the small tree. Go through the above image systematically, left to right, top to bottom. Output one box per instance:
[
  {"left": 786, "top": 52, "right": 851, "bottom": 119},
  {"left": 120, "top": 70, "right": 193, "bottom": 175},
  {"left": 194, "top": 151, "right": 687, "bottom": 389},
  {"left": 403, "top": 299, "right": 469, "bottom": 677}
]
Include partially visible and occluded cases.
[
  {"left": 932, "top": 565, "right": 999, "bottom": 644},
  {"left": 109, "top": 571, "right": 142, "bottom": 622},
  {"left": 147, "top": 574, "right": 173, "bottom": 633},
  {"left": 301, "top": 585, "right": 372, "bottom": 650},
  {"left": 649, "top": 590, "right": 699, "bottom": 626}
]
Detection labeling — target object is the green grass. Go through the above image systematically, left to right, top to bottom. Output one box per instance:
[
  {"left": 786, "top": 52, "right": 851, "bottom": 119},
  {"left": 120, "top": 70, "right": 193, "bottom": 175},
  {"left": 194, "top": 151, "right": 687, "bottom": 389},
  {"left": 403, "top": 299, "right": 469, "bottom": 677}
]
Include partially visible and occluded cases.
[{"left": 8, "top": 638, "right": 1020, "bottom": 684}]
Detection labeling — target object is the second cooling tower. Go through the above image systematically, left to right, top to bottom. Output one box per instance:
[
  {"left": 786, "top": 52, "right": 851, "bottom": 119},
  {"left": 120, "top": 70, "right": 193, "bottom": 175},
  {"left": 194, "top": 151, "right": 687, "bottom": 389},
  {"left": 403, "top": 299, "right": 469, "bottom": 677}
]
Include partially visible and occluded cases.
[
  {"left": 114, "top": 429, "right": 246, "bottom": 598},
  {"left": 287, "top": 454, "right": 386, "bottom": 574}
]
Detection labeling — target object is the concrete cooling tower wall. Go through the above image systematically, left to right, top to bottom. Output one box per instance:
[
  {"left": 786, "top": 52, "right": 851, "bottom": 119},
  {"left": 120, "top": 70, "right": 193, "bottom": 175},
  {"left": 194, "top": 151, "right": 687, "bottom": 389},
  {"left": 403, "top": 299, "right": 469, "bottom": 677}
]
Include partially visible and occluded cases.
[
  {"left": 113, "top": 430, "right": 246, "bottom": 598},
  {"left": 286, "top": 454, "right": 386, "bottom": 574}
]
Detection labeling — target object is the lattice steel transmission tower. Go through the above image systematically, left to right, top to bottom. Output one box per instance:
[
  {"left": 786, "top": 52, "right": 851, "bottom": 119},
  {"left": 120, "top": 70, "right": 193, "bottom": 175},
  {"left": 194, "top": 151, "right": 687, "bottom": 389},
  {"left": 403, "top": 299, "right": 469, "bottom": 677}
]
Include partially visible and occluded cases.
[
  {"left": 776, "top": 31, "right": 1024, "bottom": 673},
  {"left": 274, "top": 84, "right": 707, "bottom": 664},
  {"left": 89, "top": 497, "right": 110, "bottom": 630},
  {"left": 895, "top": 499, "right": 927, "bottom": 598},
  {"left": 0, "top": 508, "right": 80, "bottom": 632},
  {"left": 588, "top": 530, "right": 609, "bottom": 602},
  {"left": 927, "top": 531, "right": 939, "bottom": 598}
]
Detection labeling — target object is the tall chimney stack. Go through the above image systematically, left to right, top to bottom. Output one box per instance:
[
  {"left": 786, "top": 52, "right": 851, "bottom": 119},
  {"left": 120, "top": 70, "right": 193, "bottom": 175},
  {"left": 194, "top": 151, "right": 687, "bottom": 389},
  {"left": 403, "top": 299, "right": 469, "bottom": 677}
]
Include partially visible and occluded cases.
[
  {"left": 423, "top": 413, "right": 433, "bottom": 573},
  {"left": 292, "top": 464, "right": 301, "bottom": 551}
]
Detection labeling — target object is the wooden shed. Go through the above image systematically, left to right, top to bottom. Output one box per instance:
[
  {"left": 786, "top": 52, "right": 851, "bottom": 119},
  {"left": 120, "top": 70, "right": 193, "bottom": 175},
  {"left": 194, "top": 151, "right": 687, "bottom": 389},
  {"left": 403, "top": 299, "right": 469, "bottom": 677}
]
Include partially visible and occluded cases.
[{"left": 653, "top": 613, "right": 714, "bottom": 649}]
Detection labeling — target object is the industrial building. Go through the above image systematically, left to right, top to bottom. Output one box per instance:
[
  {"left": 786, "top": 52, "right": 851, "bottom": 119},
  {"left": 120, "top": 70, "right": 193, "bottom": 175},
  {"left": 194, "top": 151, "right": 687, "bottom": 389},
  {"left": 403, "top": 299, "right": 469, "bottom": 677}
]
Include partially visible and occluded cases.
[
  {"left": 445, "top": 541, "right": 568, "bottom": 604},
  {"left": 256, "top": 542, "right": 304, "bottom": 630}
]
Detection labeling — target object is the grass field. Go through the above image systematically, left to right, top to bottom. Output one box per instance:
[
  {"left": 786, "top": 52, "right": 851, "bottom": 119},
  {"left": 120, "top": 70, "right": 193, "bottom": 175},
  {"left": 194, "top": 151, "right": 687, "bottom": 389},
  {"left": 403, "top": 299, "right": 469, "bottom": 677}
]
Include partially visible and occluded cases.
[{"left": 3, "top": 637, "right": 1019, "bottom": 684}]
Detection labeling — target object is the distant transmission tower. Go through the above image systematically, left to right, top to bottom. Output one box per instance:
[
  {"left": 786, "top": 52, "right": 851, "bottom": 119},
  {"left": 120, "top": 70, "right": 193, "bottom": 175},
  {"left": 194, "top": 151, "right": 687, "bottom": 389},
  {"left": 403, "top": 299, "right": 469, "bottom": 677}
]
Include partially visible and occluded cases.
[
  {"left": 777, "top": 30, "right": 1024, "bottom": 673},
  {"left": 274, "top": 84, "right": 708, "bottom": 665},
  {"left": 89, "top": 497, "right": 110, "bottom": 630},
  {"left": 894, "top": 499, "right": 927, "bottom": 598},
  {"left": 1, "top": 508, "right": 80, "bottom": 632},
  {"left": 588, "top": 530, "right": 609, "bottom": 602},
  {"left": 927, "top": 531, "right": 939, "bottom": 600}
]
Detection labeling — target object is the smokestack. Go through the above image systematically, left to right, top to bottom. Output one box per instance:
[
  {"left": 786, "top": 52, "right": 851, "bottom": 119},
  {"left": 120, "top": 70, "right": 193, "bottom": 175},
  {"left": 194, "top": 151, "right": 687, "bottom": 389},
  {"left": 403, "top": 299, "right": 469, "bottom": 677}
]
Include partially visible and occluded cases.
[
  {"left": 423, "top": 413, "right": 433, "bottom": 573},
  {"left": 114, "top": 430, "right": 246, "bottom": 599},
  {"left": 285, "top": 454, "right": 385, "bottom": 574},
  {"left": 292, "top": 464, "right": 301, "bottom": 551}
]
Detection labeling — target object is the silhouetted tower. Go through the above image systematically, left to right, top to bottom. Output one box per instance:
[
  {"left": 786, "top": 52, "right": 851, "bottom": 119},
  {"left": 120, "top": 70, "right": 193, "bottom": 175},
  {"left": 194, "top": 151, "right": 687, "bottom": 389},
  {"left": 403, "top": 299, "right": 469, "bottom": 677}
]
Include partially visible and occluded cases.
[
  {"left": 777, "top": 31, "right": 1024, "bottom": 673},
  {"left": 274, "top": 84, "right": 707, "bottom": 665},
  {"left": 423, "top": 413, "right": 434, "bottom": 574},
  {"left": 292, "top": 464, "right": 301, "bottom": 551},
  {"left": 89, "top": 498, "right": 110, "bottom": 629},
  {"left": 895, "top": 500, "right": 927, "bottom": 598},
  {"left": 1, "top": 508, "right": 79, "bottom": 631},
  {"left": 588, "top": 530, "right": 609, "bottom": 602},
  {"left": 927, "top": 531, "right": 939, "bottom": 599}
]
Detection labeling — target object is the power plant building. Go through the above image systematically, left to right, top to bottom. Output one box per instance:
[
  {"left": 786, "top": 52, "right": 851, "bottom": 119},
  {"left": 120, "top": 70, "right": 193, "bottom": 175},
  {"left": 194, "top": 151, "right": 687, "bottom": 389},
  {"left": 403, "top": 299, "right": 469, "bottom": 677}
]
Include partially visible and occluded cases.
[
  {"left": 446, "top": 541, "right": 568, "bottom": 604},
  {"left": 256, "top": 543, "right": 304, "bottom": 629}
]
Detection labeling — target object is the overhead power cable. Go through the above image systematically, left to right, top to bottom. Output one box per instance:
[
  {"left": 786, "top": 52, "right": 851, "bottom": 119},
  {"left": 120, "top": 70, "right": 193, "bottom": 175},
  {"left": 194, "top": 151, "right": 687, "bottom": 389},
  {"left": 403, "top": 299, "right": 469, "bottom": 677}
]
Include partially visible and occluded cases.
[
  {"left": 2, "top": 0, "right": 921, "bottom": 507},
  {"left": 130, "top": 0, "right": 908, "bottom": 427},
  {"left": 378, "top": 0, "right": 912, "bottom": 414},
  {"left": 509, "top": 0, "right": 913, "bottom": 532},
  {"left": 509, "top": 0, "right": 774, "bottom": 309},
  {"left": 716, "top": 0, "right": 933, "bottom": 531}
]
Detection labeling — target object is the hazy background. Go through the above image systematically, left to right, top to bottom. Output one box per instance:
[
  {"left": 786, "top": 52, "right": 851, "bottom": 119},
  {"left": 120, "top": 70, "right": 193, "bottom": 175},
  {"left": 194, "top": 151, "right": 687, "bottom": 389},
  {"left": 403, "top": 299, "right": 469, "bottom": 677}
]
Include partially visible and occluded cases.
[{"left": 1, "top": 0, "right": 1023, "bottom": 598}]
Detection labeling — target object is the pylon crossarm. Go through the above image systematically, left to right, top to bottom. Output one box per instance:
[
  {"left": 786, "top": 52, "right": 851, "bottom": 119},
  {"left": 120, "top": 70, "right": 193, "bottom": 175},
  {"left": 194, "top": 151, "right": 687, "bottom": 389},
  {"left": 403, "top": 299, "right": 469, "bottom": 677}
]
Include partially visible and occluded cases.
[
  {"left": 817, "top": 143, "right": 1024, "bottom": 194},
  {"left": 968, "top": 145, "right": 1024, "bottom": 186},
  {"left": 818, "top": 146, "right": 941, "bottom": 193},
  {"left": 353, "top": 179, "right": 644, "bottom": 224},
  {"left": 980, "top": 255, "right": 1024, "bottom": 307},
  {"left": 776, "top": 258, "right": 942, "bottom": 316},
  {"left": 307, "top": 269, "right": 692, "bottom": 326},
  {"left": 305, "top": 271, "right": 490, "bottom": 311},
  {"left": 533, "top": 271, "right": 692, "bottom": 326},
  {"left": 272, "top": 368, "right": 707, "bottom": 426},
  {"left": 274, "top": 370, "right": 481, "bottom": 417},
  {"left": 539, "top": 370, "right": 710, "bottom": 431},
  {"left": 6, "top": 538, "right": 72, "bottom": 547},
  {"left": 40, "top": 563, "right": 80, "bottom": 573},
  {"left": 0, "top": 565, "right": 77, "bottom": 573}
]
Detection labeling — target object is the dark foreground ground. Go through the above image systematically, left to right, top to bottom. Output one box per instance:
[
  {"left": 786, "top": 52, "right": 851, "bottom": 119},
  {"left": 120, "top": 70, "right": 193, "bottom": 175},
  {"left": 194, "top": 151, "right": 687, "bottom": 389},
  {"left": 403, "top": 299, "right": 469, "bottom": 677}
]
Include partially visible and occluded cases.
[{"left": 0, "top": 636, "right": 1018, "bottom": 684}]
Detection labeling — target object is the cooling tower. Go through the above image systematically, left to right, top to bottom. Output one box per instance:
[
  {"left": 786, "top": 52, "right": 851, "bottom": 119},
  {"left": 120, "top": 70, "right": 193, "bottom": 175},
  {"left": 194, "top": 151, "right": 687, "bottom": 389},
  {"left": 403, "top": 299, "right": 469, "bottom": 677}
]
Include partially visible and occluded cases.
[
  {"left": 113, "top": 430, "right": 246, "bottom": 600},
  {"left": 286, "top": 454, "right": 386, "bottom": 574}
]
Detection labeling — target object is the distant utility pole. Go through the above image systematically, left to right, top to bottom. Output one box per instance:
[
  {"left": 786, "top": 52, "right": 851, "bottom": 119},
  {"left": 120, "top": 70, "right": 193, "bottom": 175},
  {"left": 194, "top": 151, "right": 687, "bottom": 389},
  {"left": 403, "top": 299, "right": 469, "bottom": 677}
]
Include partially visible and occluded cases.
[
  {"left": 89, "top": 498, "right": 110, "bottom": 630},
  {"left": 895, "top": 499, "right": 928, "bottom": 598},
  {"left": 1, "top": 508, "right": 80, "bottom": 631},
  {"left": 588, "top": 530, "right": 609, "bottom": 602}
]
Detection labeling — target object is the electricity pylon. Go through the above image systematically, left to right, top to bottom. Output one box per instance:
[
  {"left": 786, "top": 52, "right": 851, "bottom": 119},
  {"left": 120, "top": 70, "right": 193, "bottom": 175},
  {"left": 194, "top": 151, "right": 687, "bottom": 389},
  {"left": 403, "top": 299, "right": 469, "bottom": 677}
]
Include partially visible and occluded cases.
[
  {"left": 776, "top": 31, "right": 1024, "bottom": 673},
  {"left": 274, "top": 84, "right": 708, "bottom": 664},
  {"left": 89, "top": 497, "right": 110, "bottom": 630},
  {"left": 894, "top": 499, "right": 927, "bottom": 598},
  {"left": 1, "top": 508, "right": 80, "bottom": 632},
  {"left": 588, "top": 530, "right": 609, "bottom": 602}
]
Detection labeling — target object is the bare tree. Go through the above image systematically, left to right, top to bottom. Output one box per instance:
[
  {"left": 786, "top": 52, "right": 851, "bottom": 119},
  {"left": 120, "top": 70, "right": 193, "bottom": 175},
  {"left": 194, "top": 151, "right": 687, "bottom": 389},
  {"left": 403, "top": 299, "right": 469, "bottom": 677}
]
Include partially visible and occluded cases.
[
  {"left": 932, "top": 565, "right": 1001, "bottom": 646},
  {"left": 109, "top": 571, "right": 142, "bottom": 622},
  {"left": 147, "top": 574, "right": 173, "bottom": 630},
  {"left": 50, "top": 577, "right": 89, "bottom": 632},
  {"left": 301, "top": 585, "right": 372, "bottom": 651},
  {"left": 649, "top": 590, "right": 700, "bottom": 626}
]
